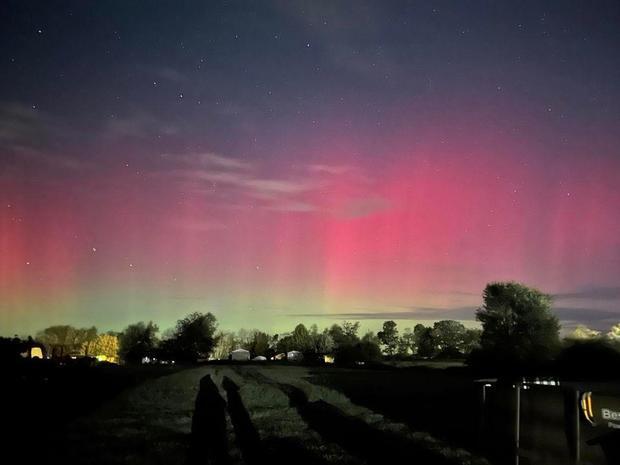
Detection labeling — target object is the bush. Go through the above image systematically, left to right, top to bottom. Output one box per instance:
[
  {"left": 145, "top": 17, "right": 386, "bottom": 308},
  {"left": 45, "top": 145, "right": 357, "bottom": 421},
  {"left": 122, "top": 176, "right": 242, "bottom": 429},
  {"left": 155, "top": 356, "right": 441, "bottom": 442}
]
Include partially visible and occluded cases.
[{"left": 556, "top": 340, "right": 620, "bottom": 380}]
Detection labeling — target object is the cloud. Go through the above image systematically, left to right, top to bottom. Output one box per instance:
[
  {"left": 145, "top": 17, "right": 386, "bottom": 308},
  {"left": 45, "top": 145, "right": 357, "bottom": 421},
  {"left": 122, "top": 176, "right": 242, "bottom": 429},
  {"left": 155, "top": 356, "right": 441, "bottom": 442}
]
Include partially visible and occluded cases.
[
  {"left": 0, "top": 101, "right": 93, "bottom": 171},
  {"left": 103, "top": 111, "right": 179, "bottom": 140},
  {"left": 163, "top": 150, "right": 321, "bottom": 213},
  {"left": 160, "top": 151, "right": 387, "bottom": 217},
  {"left": 163, "top": 152, "right": 253, "bottom": 171},
  {"left": 307, "top": 164, "right": 354, "bottom": 175},
  {"left": 553, "top": 286, "right": 620, "bottom": 301},
  {"left": 290, "top": 306, "right": 620, "bottom": 330},
  {"left": 290, "top": 307, "right": 478, "bottom": 321},
  {"left": 553, "top": 307, "right": 619, "bottom": 323}
]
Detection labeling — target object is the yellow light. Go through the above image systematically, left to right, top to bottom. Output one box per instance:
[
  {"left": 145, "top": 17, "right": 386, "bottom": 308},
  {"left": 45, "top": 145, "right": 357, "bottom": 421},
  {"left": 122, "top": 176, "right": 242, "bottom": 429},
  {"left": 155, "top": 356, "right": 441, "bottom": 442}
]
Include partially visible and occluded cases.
[{"left": 30, "top": 347, "right": 43, "bottom": 359}]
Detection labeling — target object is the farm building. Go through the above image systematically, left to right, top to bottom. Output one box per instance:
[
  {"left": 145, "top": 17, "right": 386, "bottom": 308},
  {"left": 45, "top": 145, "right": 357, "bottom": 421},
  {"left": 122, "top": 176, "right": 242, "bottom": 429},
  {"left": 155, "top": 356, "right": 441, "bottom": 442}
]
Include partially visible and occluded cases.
[
  {"left": 231, "top": 348, "right": 250, "bottom": 361},
  {"left": 287, "top": 350, "right": 303, "bottom": 361}
]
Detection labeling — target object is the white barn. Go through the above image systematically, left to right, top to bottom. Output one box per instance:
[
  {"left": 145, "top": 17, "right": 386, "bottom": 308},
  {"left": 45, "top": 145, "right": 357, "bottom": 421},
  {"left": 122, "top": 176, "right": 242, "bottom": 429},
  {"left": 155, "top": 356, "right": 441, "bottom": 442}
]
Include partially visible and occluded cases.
[{"left": 231, "top": 348, "right": 250, "bottom": 361}]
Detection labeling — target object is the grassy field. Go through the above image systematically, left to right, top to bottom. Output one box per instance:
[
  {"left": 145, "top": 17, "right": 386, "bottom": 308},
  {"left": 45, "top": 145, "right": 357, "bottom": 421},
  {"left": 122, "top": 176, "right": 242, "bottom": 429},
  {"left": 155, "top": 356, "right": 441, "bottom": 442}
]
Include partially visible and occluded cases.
[
  {"left": 29, "top": 363, "right": 613, "bottom": 465},
  {"left": 37, "top": 364, "right": 488, "bottom": 465}
]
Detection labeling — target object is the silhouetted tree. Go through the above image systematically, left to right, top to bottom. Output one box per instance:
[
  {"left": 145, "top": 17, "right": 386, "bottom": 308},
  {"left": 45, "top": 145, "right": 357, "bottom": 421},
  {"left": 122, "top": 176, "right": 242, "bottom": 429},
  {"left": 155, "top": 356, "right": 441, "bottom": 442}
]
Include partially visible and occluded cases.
[
  {"left": 474, "top": 281, "right": 560, "bottom": 368},
  {"left": 168, "top": 312, "right": 218, "bottom": 362},
  {"left": 377, "top": 320, "right": 399, "bottom": 356},
  {"left": 432, "top": 320, "right": 466, "bottom": 354},
  {"left": 118, "top": 321, "right": 159, "bottom": 364},
  {"left": 328, "top": 321, "right": 360, "bottom": 348},
  {"left": 291, "top": 324, "right": 314, "bottom": 353},
  {"left": 37, "top": 325, "right": 82, "bottom": 358},
  {"left": 415, "top": 325, "right": 436, "bottom": 358},
  {"left": 76, "top": 326, "right": 98, "bottom": 356},
  {"left": 397, "top": 327, "right": 416, "bottom": 357},
  {"left": 461, "top": 328, "right": 482, "bottom": 354},
  {"left": 211, "top": 331, "right": 237, "bottom": 360},
  {"left": 248, "top": 331, "right": 270, "bottom": 357},
  {"left": 312, "top": 331, "right": 335, "bottom": 355},
  {"left": 336, "top": 331, "right": 382, "bottom": 364},
  {"left": 276, "top": 335, "right": 295, "bottom": 354},
  {"left": 557, "top": 340, "right": 620, "bottom": 379}
]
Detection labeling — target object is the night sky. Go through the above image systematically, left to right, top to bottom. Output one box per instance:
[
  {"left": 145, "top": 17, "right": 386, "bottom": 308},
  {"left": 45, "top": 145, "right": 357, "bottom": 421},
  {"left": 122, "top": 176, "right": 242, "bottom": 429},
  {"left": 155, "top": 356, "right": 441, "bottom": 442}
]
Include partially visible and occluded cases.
[{"left": 2, "top": 1, "right": 620, "bottom": 336}]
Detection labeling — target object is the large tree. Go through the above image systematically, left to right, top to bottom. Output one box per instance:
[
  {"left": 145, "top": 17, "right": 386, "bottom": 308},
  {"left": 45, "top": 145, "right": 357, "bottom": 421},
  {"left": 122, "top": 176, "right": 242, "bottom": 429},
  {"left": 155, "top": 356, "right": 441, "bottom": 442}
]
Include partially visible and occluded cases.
[
  {"left": 475, "top": 282, "right": 560, "bottom": 366},
  {"left": 168, "top": 312, "right": 218, "bottom": 362},
  {"left": 377, "top": 320, "right": 399, "bottom": 356},
  {"left": 432, "top": 320, "right": 467, "bottom": 354},
  {"left": 118, "top": 321, "right": 159, "bottom": 364},
  {"left": 328, "top": 321, "right": 361, "bottom": 348},
  {"left": 291, "top": 324, "right": 313, "bottom": 353},
  {"left": 37, "top": 325, "right": 84, "bottom": 358},
  {"left": 415, "top": 325, "right": 436, "bottom": 358},
  {"left": 75, "top": 326, "right": 98, "bottom": 356},
  {"left": 397, "top": 327, "right": 416, "bottom": 357},
  {"left": 461, "top": 328, "right": 482, "bottom": 354},
  {"left": 211, "top": 331, "right": 237, "bottom": 360},
  {"left": 248, "top": 331, "right": 270, "bottom": 357},
  {"left": 90, "top": 333, "right": 119, "bottom": 362}
]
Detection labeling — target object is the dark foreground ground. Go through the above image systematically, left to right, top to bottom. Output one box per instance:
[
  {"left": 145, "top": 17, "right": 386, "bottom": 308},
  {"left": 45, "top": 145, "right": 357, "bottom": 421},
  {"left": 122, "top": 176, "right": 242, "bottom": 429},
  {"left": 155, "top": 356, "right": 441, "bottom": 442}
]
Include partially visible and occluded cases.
[{"left": 4, "top": 362, "right": 617, "bottom": 465}]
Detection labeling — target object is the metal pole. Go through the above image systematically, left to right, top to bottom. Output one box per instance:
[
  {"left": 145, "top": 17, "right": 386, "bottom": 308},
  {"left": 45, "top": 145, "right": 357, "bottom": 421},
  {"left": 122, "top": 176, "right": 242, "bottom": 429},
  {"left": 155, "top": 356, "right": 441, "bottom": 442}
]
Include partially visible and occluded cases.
[
  {"left": 480, "top": 384, "right": 487, "bottom": 448},
  {"left": 515, "top": 384, "right": 521, "bottom": 465},
  {"left": 575, "top": 390, "right": 581, "bottom": 464}
]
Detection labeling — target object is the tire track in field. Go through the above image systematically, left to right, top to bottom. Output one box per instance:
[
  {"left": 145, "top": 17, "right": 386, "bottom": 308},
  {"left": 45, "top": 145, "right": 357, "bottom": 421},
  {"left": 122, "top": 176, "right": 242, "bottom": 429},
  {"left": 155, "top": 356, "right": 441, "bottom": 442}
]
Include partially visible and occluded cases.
[
  {"left": 239, "top": 367, "right": 459, "bottom": 465},
  {"left": 221, "top": 374, "right": 335, "bottom": 465},
  {"left": 222, "top": 375, "right": 265, "bottom": 464}
]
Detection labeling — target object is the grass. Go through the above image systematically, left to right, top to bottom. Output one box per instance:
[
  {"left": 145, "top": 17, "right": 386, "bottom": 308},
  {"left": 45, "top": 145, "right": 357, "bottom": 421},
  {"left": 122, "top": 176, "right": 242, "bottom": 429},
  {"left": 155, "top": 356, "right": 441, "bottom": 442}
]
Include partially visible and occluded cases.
[
  {"left": 253, "top": 365, "right": 490, "bottom": 465},
  {"left": 224, "top": 366, "right": 358, "bottom": 464}
]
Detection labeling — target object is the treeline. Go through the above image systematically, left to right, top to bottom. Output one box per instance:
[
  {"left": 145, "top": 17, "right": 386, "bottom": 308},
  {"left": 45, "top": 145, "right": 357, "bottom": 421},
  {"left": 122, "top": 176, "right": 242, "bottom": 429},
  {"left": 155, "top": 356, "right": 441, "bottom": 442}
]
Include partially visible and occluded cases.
[
  {"left": 10, "top": 281, "right": 620, "bottom": 375},
  {"left": 35, "top": 326, "right": 119, "bottom": 362}
]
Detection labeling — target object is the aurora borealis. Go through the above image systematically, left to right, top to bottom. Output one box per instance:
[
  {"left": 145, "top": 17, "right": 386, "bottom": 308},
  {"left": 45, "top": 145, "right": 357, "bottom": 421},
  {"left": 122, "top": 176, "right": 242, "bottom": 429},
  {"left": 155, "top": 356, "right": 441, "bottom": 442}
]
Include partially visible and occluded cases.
[{"left": 1, "top": 1, "right": 620, "bottom": 335}]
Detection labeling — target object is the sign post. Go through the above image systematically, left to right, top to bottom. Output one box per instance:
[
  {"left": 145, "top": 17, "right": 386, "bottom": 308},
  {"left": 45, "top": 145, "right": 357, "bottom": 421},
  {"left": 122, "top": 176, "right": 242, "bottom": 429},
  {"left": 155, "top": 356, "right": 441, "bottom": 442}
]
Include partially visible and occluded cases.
[
  {"left": 515, "top": 384, "right": 521, "bottom": 465},
  {"left": 574, "top": 390, "right": 580, "bottom": 465}
]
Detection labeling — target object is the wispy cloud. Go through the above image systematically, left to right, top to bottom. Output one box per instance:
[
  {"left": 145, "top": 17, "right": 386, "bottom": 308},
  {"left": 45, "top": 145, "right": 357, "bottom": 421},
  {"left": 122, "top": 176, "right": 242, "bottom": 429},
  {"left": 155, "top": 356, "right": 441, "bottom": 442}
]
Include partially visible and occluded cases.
[
  {"left": 0, "top": 101, "right": 93, "bottom": 171},
  {"left": 103, "top": 110, "right": 179, "bottom": 140},
  {"left": 162, "top": 151, "right": 322, "bottom": 212},
  {"left": 159, "top": 152, "right": 387, "bottom": 217},
  {"left": 162, "top": 152, "right": 253, "bottom": 171},
  {"left": 307, "top": 164, "right": 355, "bottom": 175},
  {"left": 553, "top": 286, "right": 620, "bottom": 301},
  {"left": 291, "top": 306, "right": 620, "bottom": 330},
  {"left": 290, "top": 307, "right": 477, "bottom": 321}
]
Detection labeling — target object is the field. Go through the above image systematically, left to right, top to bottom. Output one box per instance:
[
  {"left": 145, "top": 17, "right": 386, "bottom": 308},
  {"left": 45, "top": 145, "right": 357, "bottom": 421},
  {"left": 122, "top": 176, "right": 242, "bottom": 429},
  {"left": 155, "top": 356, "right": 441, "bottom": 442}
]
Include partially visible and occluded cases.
[{"left": 17, "top": 363, "right": 614, "bottom": 465}]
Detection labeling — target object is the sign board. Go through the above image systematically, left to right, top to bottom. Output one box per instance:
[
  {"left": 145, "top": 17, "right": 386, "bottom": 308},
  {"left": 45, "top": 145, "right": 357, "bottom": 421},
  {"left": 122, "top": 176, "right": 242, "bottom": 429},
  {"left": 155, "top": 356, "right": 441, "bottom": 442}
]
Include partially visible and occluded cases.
[{"left": 581, "top": 392, "right": 620, "bottom": 430}]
